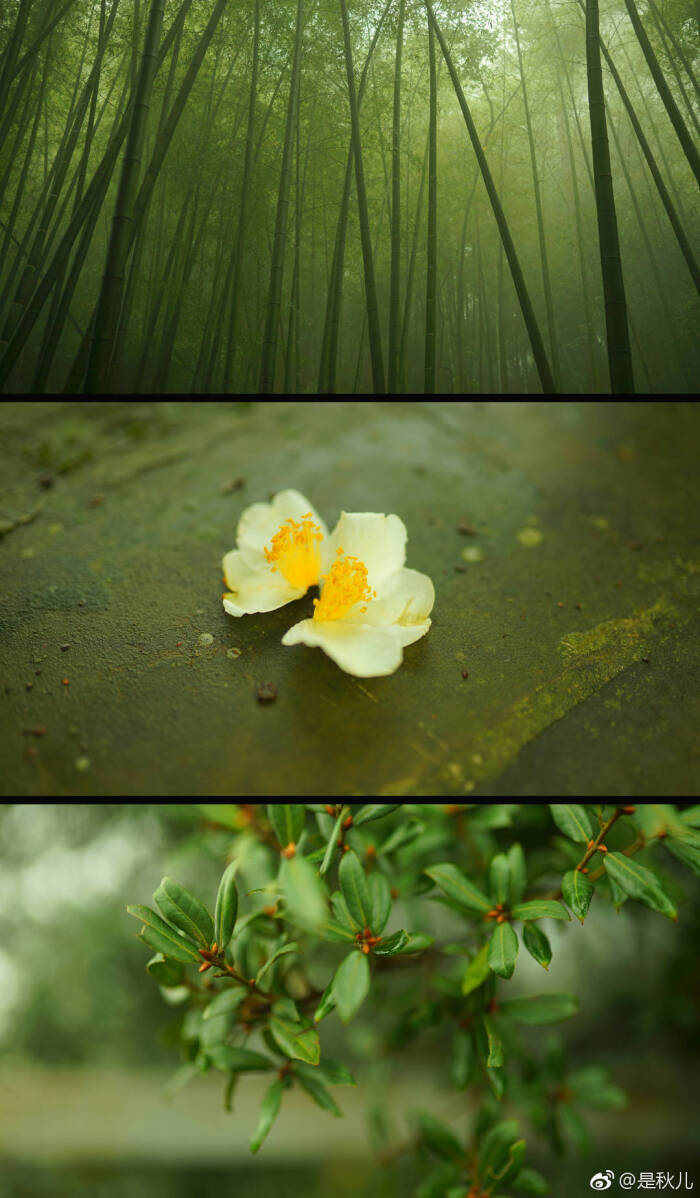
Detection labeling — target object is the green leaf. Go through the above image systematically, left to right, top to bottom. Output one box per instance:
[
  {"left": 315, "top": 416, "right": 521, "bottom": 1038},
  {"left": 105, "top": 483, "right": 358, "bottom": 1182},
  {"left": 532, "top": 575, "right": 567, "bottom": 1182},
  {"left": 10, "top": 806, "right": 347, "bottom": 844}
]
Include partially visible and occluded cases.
[
  {"left": 352, "top": 803, "right": 401, "bottom": 826},
  {"left": 267, "top": 804, "right": 306, "bottom": 849},
  {"left": 467, "top": 804, "right": 516, "bottom": 829},
  {"left": 549, "top": 804, "right": 593, "bottom": 843},
  {"left": 680, "top": 805, "right": 700, "bottom": 828},
  {"left": 320, "top": 808, "right": 346, "bottom": 876},
  {"left": 665, "top": 834, "right": 700, "bottom": 877},
  {"left": 507, "top": 843, "right": 527, "bottom": 906},
  {"left": 339, "top": 850, "right": 373, "bottom": 929},
  {"left": 604, "top": 852, "right": 677, "bottom": 920},
  {"left": 280, "top": 854, "right": 327, "bottom": 931},
  {"left": 489, "top": 854, "right": 511, "bottom": 906},
  {"left": 214, "top": 862, "right": 238, "bottom": 952},
  {"left": 424, "top": 863, "right": 491, "bottom": 915},
  {"left": 368, "top": 870, "right": 392, "bottom": 933},
  {"left": 561, "top": 870, "right": 594, "bottom": 923},
  {"left": 606, "top": 872, "right": 628, "bottom": 909},
  {"left": 154, "top": 877, "right": 214, "bottom": 948},
  {"left": 331, "top": 889, "right": 359, "bottom": 930},
  {"left": 511, "top": 900, "right": 570, "bottom": 922},
  {"left": 127, "top": 904, "right": 202, "bottom": 963},
  {"left": 317, "top": 915, "right": 357, "bottom": 943},
  {"left": 488, "top": 922, "right": 519, "bottom": 979},
  {"left": 522, "top": 923, "right": 552, "bottom": 971},
  {"left": 372, "top": 929, "right": 409, "bottom": 955},
  {"left": 391, "top": 931, "right": 434, "bottom": 954},
  {"left": 256, "top": 942, "right": 300, "bottom": 987},
  {"left": 462, "top": 942, "right": 491, "bottom": 995},
  {"left": 332, "top": 949, "right": 370, "bottom": 1023},
  {"left": 146, "top": 953, "right": 184, "bottom": 987},
  {"left": 313, "top": 979, "right": 336, "bottom": 1023},
  {"left": 202, "top": 987, "right": 246, "bottom": 1021},
  {"left": 498, "top": 994, "right": 578, "bottom": 1025},
  {"left": 269, "top": 1009, "right": 321, "bottom": 1065},
  {"left": 482, "top": 1014, "right": 503, "bottom": 1067},
  {"left": 451, "top": 1029, "right": 475, "bottom": 1089},
  {"left": 207, "top": 1045, "right": 274, "bottom": 1072},
  {"left": 296, "top": 1058, "right": 356, "bottom": 1086},
  {"left": 568, "top": 1065, "right": 627, "bottom": 1110},
  {"left": 486, "top": 1066, "right": 506, "bottom": 1100},
  {"left": 295, "top": 1070, "right": 341, "bottom": 1116},
  {"left": 250, "top": 1078, "right": 286, "bottom": 1152},
  {"left": 558, "top": 1102, "right": 589, "bottom": 1153},
  {"left": 418, "top": 1111, "right": 465, "bottom": 1164},
  {"left": 478, "top": 1120, "right": 520, "bottom": 1184},
  {"left": 495, "top": 1139, "right": 526, "bottom": 1186},
  {"left": 416, "top": 1165, "right": 461, "bottom": 1198},
  {"left": 514, "top": 1166, "right": 551, "bottom": 1195}
]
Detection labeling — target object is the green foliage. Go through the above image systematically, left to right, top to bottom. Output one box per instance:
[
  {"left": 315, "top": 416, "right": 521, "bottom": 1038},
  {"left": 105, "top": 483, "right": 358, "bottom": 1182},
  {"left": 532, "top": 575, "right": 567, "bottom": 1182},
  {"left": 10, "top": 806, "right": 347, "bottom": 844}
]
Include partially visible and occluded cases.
[{"left": 127, "top": 802, "right": 697, "bottom": 1186}]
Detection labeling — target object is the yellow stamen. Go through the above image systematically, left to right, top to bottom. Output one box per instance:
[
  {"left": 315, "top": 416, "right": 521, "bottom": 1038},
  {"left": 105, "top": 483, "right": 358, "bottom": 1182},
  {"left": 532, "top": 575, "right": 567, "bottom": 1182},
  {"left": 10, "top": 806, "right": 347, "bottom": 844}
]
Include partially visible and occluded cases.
[
  {"left": 263, "top": 514, "right": 322, "bottom": 589},
  {"left": 313, "top": 550, "right": 376, "bottom": 622}
]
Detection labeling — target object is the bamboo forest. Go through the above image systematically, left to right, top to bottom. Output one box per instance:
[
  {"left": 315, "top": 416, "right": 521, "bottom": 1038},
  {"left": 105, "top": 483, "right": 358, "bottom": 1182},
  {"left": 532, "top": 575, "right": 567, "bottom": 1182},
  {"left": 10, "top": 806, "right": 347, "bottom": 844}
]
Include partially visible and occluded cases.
[{"left": 0, "top": 0, "right": 698, "bottom": 395}]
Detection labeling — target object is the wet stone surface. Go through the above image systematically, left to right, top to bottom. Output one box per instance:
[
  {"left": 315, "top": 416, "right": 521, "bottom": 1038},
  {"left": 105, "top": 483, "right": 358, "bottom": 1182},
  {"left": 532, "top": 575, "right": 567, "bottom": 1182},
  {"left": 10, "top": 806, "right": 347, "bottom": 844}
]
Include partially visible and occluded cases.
[{"left": 0, "top": 400, "right": 698, "bottom": 797}]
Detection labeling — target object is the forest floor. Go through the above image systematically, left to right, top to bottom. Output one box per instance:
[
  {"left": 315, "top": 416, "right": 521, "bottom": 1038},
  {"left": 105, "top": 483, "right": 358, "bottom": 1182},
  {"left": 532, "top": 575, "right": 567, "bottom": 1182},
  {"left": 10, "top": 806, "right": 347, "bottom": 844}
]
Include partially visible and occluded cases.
[{"left": 1, "top": 399, "right": 698, "bottom": 797}]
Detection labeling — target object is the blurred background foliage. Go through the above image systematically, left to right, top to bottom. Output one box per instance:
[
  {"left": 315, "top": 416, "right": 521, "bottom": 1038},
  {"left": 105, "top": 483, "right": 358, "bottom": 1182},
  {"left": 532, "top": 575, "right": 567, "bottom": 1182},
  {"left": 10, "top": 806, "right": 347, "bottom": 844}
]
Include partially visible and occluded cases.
[{"left": 0, "top": 802, "right": 698, "bottom": 1197}]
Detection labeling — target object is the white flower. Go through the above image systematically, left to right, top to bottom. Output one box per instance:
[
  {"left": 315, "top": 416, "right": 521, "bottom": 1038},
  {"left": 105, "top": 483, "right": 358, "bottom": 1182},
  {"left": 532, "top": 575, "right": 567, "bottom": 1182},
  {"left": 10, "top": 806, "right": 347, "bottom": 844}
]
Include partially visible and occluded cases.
[
  {"left": 222, "top": 489, "right": 328, "bottom": 615},
  {"left": 281, "top": 511, "right": 434, "bottom": 677}
]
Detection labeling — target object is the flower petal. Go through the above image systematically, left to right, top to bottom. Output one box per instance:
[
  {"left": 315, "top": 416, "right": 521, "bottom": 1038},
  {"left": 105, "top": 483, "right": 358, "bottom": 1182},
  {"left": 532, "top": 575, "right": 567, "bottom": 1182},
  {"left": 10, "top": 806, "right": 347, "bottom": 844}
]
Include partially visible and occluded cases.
[
  {"left": 236, "top": 490, "right": 328, "bottom": 571},
  {"left": 320, "top": 512, "right": 407, "bottom": 584},
  {"left": 222, "top": 550, "right": 304, "bottom": 615},
  {"left": 344, "top": 567, "right": 435, "bottom": 628},
  {"left": 282, "top": 618, "right": 424, "bottom": 677}
]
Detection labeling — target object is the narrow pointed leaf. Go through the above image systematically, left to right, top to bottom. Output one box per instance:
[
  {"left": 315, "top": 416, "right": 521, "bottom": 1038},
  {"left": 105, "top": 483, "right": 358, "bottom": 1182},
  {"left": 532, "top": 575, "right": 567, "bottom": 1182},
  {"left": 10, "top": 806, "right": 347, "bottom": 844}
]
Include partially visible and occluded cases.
[
  {"left": 352, "top": 803, "right": 401, "bottom": 826},
  {"left": 267, "top": 804, "right": 306, "bottom": 849},
  {"left": 549, "top": 804, "right": 593, "bottom": 843},
  {"left": 339, "top": 850, "right": 373, "bottom": 929},
  {"left": 604, "top": 852, "right": 677, "bottom": 919},
  {"left": 488, "top": 853, "right": 511, "bottom": 905},
  {"left": 281, "top": 854, "right": 326, "bottom": 931},
  {"left": 214, "top": 862, "right": 238, "bottom": 952},
  {"left": 424, "top": 863, "right": 491, "bottom": 915},
  {"left": 562, "top": 869, "right": 594, "bottom": 922},
  {"left": 368, "top": 870, "right": 392, "bottom": 932},
  {"left": 154, "top": 877, "right": 214, "bottom": 947},
  {"left": 511, "top": 900, "right": 570, "bottom": 921},
  {"left": 127, "top": 904, "right": 202, "bottom": 963},
  {"left": 488, "top": 922, "right": 519, "bottom": 979},
  {"left": 522, "top": 922, "right": 552, "bottom": 970},
  {"left": 372, "top": 929, "right": 409, "bottom": 955},
  {"left": 256, "top": 941, "right": 299, "bottom": 987},
  {"left": 462, "top": 942, "right": 491, "bottom": 995},
  {"left": 332, "top": 949, "right": 370, "bottom": 1023},
  {"left": 202, "top": 987, "right": 246, "bottom": 1021},
  {"left": 498, "top": 993, "right": 578, "bottom": 1024},
  {"left": 269, "top": 1012, "right": 321, "bottom": 1065},
  {"left": 482, "top": 1013, "right": 503, "bottom": 1067},
  {"left": 207, "top": 1045, "right": 275, "bottom": 1072},
  {"left": 295, "top": 1071, "right": 342, "bottom": 1116},
  {"left": 250, "top": 1078, "right": 285, "bottom": 1152},
  {"left": 419, "top": 1111, "right": 465, "bottom": 1164}
]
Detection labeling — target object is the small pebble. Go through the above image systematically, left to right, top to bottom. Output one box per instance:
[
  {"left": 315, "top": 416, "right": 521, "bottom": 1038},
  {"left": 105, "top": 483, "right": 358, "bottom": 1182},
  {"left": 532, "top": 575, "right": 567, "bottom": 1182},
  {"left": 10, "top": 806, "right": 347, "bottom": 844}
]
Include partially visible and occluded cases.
[
  {"left": 38, "top": 472, "right": 54, "bottom": 489},
  {"left": 221, "top": 476, "right": 246, "bottom": 494},
  {"left": 457, "top": 520, "right": 477, "bottom": 536},
  {"left": 461, "top": 546, "right": 484, "bottom": 563},
  {"left": 454, "top": 564, "right": 467, "bottom": 573},
  {"left": 77, "top": 599, "right": 86, "bottom": 606},
  {"left": 198, "top": 633, "right": 214, "bottom": 646},
  {"left": 60, "top": 643, "right": 70, "bottom": 651},
  {"left": 226, "top": 647, "right": 242, "bottom": 659},
  {"left": 461, "top": 670, "right": 469, "bottom": 679},
  {"left": 25, "top": 682, "right": 33, "bottom": 691},
  {"left": 257, "top": 682, "right": 277, "bottom": 704},
  {"left": 75, "top": 756, "right": 90, "bottom": 772}
]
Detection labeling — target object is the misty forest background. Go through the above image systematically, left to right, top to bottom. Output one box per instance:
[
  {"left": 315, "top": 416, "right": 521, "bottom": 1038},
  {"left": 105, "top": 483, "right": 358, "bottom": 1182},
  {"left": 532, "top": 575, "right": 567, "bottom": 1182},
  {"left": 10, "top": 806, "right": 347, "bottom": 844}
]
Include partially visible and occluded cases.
[{"left": 0, "top": 0, "right": 698, "bottom": 396}]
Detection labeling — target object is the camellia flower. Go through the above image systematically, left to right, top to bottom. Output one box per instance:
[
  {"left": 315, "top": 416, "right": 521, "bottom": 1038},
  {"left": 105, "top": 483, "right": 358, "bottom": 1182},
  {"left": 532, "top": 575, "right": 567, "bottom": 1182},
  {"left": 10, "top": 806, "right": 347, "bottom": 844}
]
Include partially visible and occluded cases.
[
  {"left": 222, "top": 490, "right": 328, "bottom": 615},
  {"left": 222, "top": 492, "right": 434, "bottom": 677},
  {"left": 281, "top": 511, "right": 434, "bottom": 677}
]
